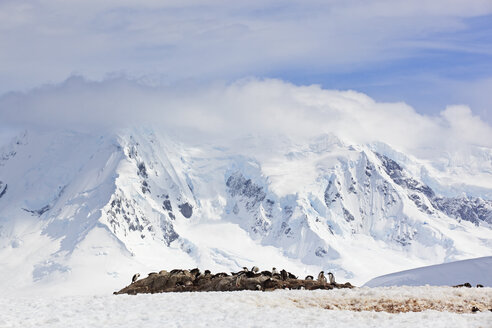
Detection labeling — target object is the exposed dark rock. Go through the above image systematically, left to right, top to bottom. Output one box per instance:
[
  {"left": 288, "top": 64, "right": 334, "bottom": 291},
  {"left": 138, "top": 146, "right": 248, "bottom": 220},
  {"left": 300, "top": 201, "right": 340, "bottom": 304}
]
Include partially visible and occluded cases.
[
  {"left": 377, "top": 153, "right": 492, "bottom": 225},
  {"left": 377, "top": 153, "right": 435, "bottom": 198},
  {"left": 137, "top": 162, "right": 148, "bottom": 178},
  {"left": 226, "top": 173, "right": 266, "bottom": 211},
  {"left": 324, "top": 179, "right": 342, "bottom": 207},
  {"left": 141, "top": 180, "right": 150, "bottom": 194},
  {"left": 0, "top": 182, "right": 7, "bottom": 199},
  {"left": 408, "top": 194, "right": 433, "bottom": 215},
  {"left": 433, "top": 197, "right": 492, "bottom": 225},
  {"left": 162, "top": 199, "right": 172, "bottom": 211},
  {"left": 178, "top": 203, "right": 193, "bottom": 218},
  {"left": 23, "top": 205, "right": 50, "bottom": 216},
  {"left": 342, "top": 208, "right": 355, "bottom": 222},
  {"left": 162, "top": 221, "right": 179, "bottom": 246},
  {"left": 315, "top": 247, "right": 328, "bottom": 257}
]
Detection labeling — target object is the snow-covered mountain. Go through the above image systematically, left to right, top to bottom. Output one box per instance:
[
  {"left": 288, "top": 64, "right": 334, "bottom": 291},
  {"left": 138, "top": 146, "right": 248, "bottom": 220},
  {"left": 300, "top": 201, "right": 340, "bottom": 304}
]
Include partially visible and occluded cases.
[{"left": 0, "top": 128, "right": 491, "bottom": 295}]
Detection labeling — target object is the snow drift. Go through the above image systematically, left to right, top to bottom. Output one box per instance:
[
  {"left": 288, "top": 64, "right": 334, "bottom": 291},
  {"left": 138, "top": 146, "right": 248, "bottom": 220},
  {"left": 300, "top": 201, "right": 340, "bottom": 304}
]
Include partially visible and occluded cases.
[{"left": 364, "top": 256, "right": 492, "bottom": 287}]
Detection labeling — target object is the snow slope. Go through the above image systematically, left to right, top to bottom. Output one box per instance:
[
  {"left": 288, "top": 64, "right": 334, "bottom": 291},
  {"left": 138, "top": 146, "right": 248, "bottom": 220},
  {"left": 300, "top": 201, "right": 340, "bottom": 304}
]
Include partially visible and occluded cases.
[
  {"left": 0, "top": 128, "right": 491, "bottom": 295},
  {"left": 364, "top": 256, "right": 492, "bottom": 287},
  {"left": 1, "top": 288, "right": 491, "bottom": 328}
]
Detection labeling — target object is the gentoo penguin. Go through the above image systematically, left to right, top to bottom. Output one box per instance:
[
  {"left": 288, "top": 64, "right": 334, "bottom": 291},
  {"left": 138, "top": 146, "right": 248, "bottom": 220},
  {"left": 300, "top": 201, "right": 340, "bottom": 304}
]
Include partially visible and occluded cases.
[
  {"left": 251, "top": 266, "right": 259, "bottom": 273},
  {"left": 272, "top": 267, "right": 279, "bottom": 275},
  {"left": 190, "top": 268, "right": 201, "bottom": 278},
  {"left": 280, "top": 269, "right": 288, "bottom": 281},
  {"left": 317, "top": 271, "right": 327, "bottom": 284},
  {"left": 213, "top": 272, "right": 228, "bottom": 278},
  {"left": 327, "top": 272, "right": 335, "bottom": 284},
  {"left": 132, "top": 273, "right": 140, "bottom": 283},
  {"left": 235, "top": 274, "right": 243, "bottom": 287},
  {"left": 305, "top": 275, "right": 314, "bottom": 280}
]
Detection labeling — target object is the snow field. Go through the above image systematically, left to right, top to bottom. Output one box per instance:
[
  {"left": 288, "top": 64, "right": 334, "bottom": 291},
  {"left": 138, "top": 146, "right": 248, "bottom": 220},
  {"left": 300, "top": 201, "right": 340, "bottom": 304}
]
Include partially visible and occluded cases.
[
  {"left": 364, "top": 256, "right": 492, "bottom": 288},
  {"left": 1, "top": 287, "right": 491, "bottom": 328}
]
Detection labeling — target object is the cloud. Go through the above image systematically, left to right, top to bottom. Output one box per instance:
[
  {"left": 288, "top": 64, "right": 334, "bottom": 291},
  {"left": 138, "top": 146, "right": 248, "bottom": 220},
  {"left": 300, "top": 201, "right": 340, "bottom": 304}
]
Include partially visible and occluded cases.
[
  {"left": 1, "top": 0, "right": 491, "bottom": 94},
  {"left": 1, "top": 76, "right": 491, "bottom": 166}
]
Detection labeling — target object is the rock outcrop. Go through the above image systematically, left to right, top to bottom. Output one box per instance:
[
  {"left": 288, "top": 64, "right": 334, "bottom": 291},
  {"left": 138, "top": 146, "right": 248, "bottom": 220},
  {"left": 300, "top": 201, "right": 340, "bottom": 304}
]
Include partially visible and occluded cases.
[{"left": 114, "top": 269, "right": 354, "bottom": 295}]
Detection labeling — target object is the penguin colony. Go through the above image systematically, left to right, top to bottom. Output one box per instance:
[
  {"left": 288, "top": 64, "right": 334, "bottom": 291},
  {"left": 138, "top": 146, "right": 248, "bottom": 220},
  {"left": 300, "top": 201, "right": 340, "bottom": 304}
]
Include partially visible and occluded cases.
[{"left": 117, "top": 267, "right": 350, "bottom": 295}]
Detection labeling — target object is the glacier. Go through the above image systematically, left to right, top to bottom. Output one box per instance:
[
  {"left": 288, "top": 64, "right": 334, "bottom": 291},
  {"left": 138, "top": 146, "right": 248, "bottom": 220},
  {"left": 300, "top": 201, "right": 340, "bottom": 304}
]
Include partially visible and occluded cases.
[{"left": 0, "top": 127, "right": 491, "bottom": 296}]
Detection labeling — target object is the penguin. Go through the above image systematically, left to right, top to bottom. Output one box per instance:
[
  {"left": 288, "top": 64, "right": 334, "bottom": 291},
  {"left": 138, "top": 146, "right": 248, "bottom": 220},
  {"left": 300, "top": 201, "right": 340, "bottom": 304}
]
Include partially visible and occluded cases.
[
  {"left": 251, "top": 266, "right": 259, "bottom": 273},
  {"left": 272, "top": 267, "right": 279, "bottom": 275},
  {"left": 190, "top": 268, "right": 201, "bottom": 278},
  {"left": 280, "top": 269, "right": 288, "bottom": 281},
  {"left": 261, "top": 270, "right": 272, "bottom": 277},
  {"left": 245, "top": 271, "right": 257, "bottom": 278},
  {"left": 317, "top": 271, "right": 327, "bottom": 284},
  {"left": 213, "top": 272, "right": 229, "bottom": 278},
  {"left": 287, "top": 272, "right": 297, "bottom": 279},
  {"left": 327, "top": 272, "right": 335, "bottom": 284},
  {"left": 132, "top": 273, "right": 140, "bottom": 283},
  {"left": 235, "top": 274, "right": 243, "bottom": 287},
  {"left": 305, "top": 275, "right": 314, "bottom": 280}
]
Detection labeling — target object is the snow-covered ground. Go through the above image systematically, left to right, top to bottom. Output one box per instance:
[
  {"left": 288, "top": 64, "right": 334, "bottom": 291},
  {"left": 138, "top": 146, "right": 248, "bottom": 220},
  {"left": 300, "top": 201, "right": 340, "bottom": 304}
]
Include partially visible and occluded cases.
[
  {"left": 365, "top": 256, "right": 492, "bottom": 287},
  {"left": 1, "top": 288, "right": 490, "bottom": 328}
]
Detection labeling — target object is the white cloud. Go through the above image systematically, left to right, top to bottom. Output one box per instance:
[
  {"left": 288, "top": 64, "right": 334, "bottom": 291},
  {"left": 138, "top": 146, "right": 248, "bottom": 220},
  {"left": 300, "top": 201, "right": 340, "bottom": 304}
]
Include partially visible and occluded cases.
[
  {"left": 1, "top": 0, "right": 491, "bottom": 93},
  {"left": 1, "top": 76, "right": 491, "bottom": 165}
]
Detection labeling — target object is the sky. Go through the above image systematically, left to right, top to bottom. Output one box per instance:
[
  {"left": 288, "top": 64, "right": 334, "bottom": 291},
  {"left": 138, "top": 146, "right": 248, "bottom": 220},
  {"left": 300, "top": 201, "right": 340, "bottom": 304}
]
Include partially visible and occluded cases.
[{"left": 0, "top": 0, "right": 491, "bottom": 124}]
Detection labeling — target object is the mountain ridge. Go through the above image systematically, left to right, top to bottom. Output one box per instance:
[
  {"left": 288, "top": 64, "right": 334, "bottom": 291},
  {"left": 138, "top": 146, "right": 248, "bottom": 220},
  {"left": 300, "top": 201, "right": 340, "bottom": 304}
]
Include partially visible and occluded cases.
[{"left": 0, "top": 128, "right": 490, "bottom": 295}]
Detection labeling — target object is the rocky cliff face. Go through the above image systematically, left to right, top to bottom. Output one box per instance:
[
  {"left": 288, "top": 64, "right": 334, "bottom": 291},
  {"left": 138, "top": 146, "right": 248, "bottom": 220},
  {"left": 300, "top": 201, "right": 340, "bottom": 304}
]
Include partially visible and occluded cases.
[
  {"left": 0, "top": 129, "right": 491, "bottom": 292},
  {"left": 378, "top": 153, "right": 492, "bottom": 226}
]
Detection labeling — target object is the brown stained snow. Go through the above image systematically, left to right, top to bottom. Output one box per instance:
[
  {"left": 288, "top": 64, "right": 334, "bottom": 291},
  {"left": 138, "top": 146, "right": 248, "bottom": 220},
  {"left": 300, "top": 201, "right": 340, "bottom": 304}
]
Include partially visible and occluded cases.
[{"left": 285, "top": 286, "right": 492, "bottom": 313}]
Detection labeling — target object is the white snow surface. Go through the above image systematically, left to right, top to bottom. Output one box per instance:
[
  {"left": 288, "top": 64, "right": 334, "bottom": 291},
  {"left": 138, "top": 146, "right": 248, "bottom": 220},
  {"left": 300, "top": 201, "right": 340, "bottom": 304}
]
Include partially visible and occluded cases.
[
  {"left": 0, "top": 127, "right": 491, "bottom": 296},
  {"left": 364, "top": 256, "right": 492, "bottom": 287},
  {"left": 1, "top": 288, "right": 491, "bottom": 328}
]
